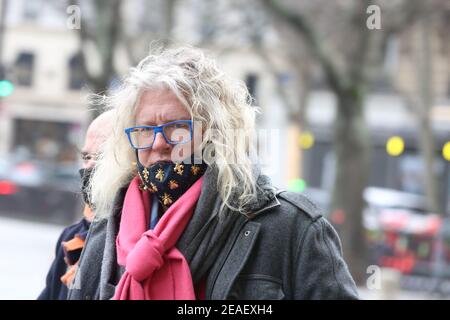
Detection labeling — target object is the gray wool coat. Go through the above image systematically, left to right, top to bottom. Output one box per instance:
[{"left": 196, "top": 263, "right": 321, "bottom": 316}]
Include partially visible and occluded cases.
[{"left": 67, "top": 166, "right": 359, "bottom": 300}]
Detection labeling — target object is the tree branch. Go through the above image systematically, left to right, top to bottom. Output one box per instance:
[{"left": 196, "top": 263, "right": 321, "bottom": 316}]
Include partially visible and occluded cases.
[
  {"left": 261, "top": 0, "right": 347, "bottom": 94},
  {"left": 348, "top": 0, "right": 372, "bottom": 86},
  {"left": 384, "top": 0, "right": 423, "bottom": 35}
]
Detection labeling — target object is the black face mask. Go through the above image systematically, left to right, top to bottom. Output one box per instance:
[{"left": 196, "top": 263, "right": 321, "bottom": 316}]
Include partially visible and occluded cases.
[
  {"left": 136, "top": 152, "right": 207, "bottom": 208},
  {"left": 78, "top": 167, "right": 94, "bottom": 208}
]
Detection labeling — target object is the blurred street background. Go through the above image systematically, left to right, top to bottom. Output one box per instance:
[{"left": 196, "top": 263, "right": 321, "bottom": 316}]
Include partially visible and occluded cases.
[
  {"left": 0, "top": 0, "right": 450, "bottom": 299},
  {"left": 0, "top": 216, "right": 62, "bottom": 299}
]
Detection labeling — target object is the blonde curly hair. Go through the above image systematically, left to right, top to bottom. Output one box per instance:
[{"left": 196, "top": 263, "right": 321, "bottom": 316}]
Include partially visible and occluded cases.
[{"left": 89, "top": 45, "right": 259, "bottom": 218}]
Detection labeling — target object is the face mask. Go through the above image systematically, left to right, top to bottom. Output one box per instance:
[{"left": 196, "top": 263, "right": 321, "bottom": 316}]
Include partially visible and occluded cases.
[
  {"left": 136, "top": 153, "right": 207, "bottom": 208},
  {"left": 78, "top": 167, "right": 94, "bottom": 208}
]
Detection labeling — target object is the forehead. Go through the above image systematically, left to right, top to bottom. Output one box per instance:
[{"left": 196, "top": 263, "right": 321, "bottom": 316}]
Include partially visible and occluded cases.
[
  {"left": 135, "top": 89, "right": 190, "bottom": 125},
  {"left": 82, "top": 115, "right": 113, "bottom": 151},
  {"left": 82, "top": 128, "right": 104, "bottom": 153}
]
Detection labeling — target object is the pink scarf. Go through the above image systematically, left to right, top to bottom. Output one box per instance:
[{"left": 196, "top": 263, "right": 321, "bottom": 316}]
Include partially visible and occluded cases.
[{"left": 113, "top": 175, "right": 204, "bottom": 300}]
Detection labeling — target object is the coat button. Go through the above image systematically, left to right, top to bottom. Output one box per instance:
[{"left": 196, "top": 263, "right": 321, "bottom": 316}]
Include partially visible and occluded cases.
[{"left": 244, "top": 230, "right": 251, "bottom": 237}]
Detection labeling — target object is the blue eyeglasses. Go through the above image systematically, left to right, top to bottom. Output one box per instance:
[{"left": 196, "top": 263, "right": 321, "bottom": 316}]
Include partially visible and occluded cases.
[{"left": 125, "top": 120, "right": 193, "bottom": 150}]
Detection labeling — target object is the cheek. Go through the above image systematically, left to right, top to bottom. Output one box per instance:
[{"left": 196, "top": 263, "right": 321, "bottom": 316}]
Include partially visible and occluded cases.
[
  {"left": 187, "top": 124, "right": 202, "bottom": 155},
  {"left": 193, "top": 133, "right": 203, "bottom": 153},
  {"left": 171, "top": 143, "right": 192, "bottom": 162},
  {"left": 137, "top": 150, "right": 151, "bottom": 164}
]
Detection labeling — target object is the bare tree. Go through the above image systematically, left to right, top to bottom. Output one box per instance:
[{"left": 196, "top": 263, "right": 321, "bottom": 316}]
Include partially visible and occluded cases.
[
  {"left": 67, "top": 0, "right": 179, "bottom": 119},
  {"left": 69, "top": 0, "right": 122, "bottom": 118},
  {"left": 122, "top": 0, "right": 179, "bottom": 65},
  {"left": 191, "top": 0, "right": 313, "bottom": 129},
  {"left": 261, "top": 0, "right": 424, "bottom": 283},
  {"left": 397, "top": 1, "right": 449, "bottom": 214}
]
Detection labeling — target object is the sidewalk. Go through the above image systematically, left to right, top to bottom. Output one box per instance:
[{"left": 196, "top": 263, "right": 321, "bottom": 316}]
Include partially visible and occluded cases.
[
  {"left": 0, "top": 216, "right": 63, "bottom": 300},
  {"left": 357, "top": 287, "right": 439, "bottom": 300}
]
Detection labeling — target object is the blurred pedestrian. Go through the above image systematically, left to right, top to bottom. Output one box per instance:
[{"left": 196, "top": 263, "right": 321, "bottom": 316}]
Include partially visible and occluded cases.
[
  {"left": 68, "top": 46, "right": 358, "bottom": 300},
  {"left": 37, "top": 110, "right": 115, "bottom": 300}
]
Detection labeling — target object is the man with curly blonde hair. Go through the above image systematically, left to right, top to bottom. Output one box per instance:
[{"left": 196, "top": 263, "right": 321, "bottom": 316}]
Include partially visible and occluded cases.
[{"left": 68, "top": 46, "right": 358, "bottom": 300}]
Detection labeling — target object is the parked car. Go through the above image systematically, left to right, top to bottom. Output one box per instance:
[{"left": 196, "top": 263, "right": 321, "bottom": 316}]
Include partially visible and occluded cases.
[
  {"left": 0, "top": 156, "right": 83, "bottom": 225},
  {"left": 303, "top": 186, "right": 450, "bottom": 294}
]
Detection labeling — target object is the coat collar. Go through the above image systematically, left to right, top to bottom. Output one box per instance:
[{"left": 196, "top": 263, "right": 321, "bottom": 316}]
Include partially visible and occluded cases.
[{"left": 202, "top": 163, "right": 281, "bottom": 220}]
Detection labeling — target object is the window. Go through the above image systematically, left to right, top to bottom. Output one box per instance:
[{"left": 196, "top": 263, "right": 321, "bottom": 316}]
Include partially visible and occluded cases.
[
  {"left": 22, "top": 0, "right": 42, "bottom": 21},
  {"left": 14, "top": 52, "right": 35, "bottom": 87},
  {"left": 68, "top": 54, "right": 84, "bottom": 90},
  {"left": 13, "top": 118, "right": 77, "bottom": 163}
]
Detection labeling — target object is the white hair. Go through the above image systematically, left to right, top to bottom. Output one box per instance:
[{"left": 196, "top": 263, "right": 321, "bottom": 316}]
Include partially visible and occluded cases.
[{"left": 90, "top": 45, "right": 259, "bottom": 218}]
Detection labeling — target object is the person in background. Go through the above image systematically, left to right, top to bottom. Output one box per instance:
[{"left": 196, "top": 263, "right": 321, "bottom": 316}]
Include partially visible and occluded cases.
[{"left": 38, "top": 110, "right": 115, "bottom": 300}]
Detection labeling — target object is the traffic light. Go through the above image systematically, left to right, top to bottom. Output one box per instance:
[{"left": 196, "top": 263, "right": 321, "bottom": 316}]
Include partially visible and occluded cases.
[{"left": 0, "top": 80, "right": 14, "bottom": 97}]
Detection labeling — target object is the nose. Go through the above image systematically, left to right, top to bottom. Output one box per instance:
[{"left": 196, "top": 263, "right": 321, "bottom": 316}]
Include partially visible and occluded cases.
[
  {"left": 151, "top": 131, "right": 171, "bottom": 152},
  {"left": 139, "top": 132, "right": 172, "bottom": 167}
]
